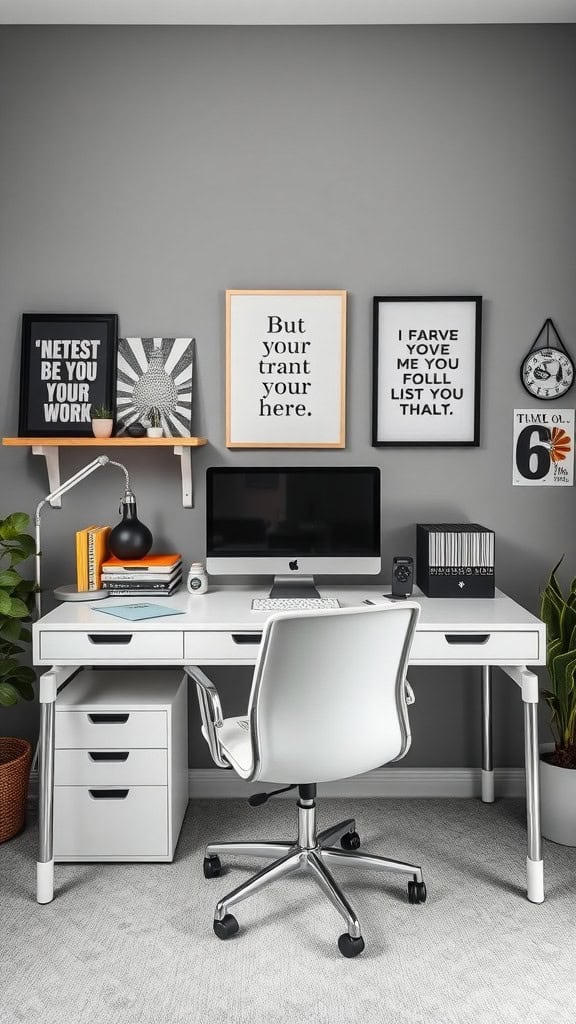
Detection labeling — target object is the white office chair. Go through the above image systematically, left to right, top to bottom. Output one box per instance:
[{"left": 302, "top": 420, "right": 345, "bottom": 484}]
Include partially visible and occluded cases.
[{"left": 186, "top": 602, "right": 425, "bottom": 958}]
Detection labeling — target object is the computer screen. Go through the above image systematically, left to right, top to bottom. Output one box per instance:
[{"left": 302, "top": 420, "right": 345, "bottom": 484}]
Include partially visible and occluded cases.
[{"left": 206, "top": 467, "right": 381, "bottom": 587}]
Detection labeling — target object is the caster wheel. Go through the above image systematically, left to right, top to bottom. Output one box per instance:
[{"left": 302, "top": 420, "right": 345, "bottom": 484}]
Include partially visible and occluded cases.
[
  {"left": 340, "top": 830, "right": 361, "bottom": 851},
  {"left": 203, "top": 855, "right": 222, "bottom": 879},
  {"left": 408, "top": 880, "right": 427, "bottom": 904},
  {"left": 213, "top": 914, "right": 239, "bottom": 940},
  {"left": 338, "top": 933, "right": 365, "bottom": 958}
]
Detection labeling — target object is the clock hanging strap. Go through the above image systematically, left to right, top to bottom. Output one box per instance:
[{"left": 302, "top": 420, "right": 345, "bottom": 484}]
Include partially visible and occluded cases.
[{"left": 526, "top": 317, "right": 570, "bottom": 356}]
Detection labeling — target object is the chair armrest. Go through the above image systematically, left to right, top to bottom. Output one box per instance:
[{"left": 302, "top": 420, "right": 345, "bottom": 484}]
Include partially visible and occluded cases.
[
  {"left": 184, "top": 666, "right": 230, "bottom": 769},
  {"left": 405, "top": 679, "right": 415, "bottom": 705}
]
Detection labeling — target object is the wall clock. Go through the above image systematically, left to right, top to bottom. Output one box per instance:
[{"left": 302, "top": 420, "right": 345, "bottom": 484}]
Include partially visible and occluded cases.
[{"left": 520, "top": 317, "right": 574, "bottom": 400}]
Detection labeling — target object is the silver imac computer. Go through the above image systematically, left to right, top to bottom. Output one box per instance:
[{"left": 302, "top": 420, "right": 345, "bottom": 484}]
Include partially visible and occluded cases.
[{"left": 206, "top": 467, "right": 381, "bottom": 607}]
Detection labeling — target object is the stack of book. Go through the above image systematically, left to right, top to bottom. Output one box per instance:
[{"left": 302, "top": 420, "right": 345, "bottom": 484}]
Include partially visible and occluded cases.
[
  {"left": 76, "top": 525, "right": 111, "bottom": 592},
  {"left": 101, "top": 554, "right": 183, "bottom": 597}
]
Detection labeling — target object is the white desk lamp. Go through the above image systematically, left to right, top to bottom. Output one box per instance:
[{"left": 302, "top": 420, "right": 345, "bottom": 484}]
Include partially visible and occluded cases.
[{"left": 34, "top": 455, "right": 134, "bottom": 617}]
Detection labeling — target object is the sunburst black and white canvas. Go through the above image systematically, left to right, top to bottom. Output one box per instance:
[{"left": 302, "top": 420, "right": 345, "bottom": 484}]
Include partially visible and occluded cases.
[{"left": 116, "top": 337, "right": 194, "bottom": 436}]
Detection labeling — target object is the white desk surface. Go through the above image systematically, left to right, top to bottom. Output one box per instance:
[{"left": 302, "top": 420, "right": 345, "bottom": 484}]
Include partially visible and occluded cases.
[{"left": 35, "top": 585, "right": 544, "bottom": 635}]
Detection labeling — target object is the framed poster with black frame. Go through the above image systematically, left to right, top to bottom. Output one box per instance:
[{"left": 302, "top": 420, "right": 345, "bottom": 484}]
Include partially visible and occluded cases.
[
  {"left": 372, "top": 296, "right": 482, "bottom": 447},
  {"left": 18, "top": 313, "right": 118, "bottom": 437}
]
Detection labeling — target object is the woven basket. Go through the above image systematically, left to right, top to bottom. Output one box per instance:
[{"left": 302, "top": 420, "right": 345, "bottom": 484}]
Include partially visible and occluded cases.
[{"left": 0, "top": 737, "right": 32, "bottom": 843}]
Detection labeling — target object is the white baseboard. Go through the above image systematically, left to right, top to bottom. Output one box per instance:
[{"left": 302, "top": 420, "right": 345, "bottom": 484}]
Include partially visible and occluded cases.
[
  {"left": 27, "top": 767, "right": 526, "bottom": 803},
  {"left": 187, "top": 767, "right": 526, "bottom": 799}
]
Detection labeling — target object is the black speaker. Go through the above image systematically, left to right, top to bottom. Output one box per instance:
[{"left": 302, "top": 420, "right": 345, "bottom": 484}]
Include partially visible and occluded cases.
[{"left": 391, "top": 555, "right": 414, "bottom": 599}]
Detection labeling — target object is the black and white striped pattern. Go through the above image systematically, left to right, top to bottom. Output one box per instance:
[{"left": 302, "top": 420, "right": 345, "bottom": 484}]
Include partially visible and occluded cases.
[{"left": 116, "top": 337, "right": 194, "bottom": 436}]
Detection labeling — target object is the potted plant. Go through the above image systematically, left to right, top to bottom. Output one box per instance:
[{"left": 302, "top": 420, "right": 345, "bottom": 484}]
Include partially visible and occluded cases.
[
  {"left": 90, "top": 404, "right": 114, "bottom": 438},
  {"left": 146, "top": 406, "right": 163, "bottom": 438},
  {"left": 0, "top": 512, "right": 36, "bottom": 843},
  {"left": 539, "top": 557, "right": 576, "bottom": 845}
]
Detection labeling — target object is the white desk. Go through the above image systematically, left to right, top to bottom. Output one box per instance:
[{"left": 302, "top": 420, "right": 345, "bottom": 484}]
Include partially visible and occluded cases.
[{"left": 32, "top": 585, "right": 546, "bottom": 905}]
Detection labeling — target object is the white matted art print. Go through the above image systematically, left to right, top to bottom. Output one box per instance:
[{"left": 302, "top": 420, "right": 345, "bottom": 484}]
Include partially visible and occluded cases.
[
  {"left": 226, "top": 290, "right": 347, "bottom": 448},
  {"left": 373, "top": 296, "right": 482, "bottom": 446},
  {"left": 513, "top": 409, "right": 574, "bottom": 486}
]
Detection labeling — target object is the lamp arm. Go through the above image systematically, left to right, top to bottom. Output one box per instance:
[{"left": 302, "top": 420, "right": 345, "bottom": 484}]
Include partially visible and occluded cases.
[{"left": 34, "top": 455, "right": 132, "bottom": 619}]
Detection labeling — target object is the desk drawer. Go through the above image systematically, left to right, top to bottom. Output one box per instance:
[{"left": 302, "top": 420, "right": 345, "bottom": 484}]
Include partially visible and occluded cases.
[
  {"left": 39, "top": 630, "right": 183, "bottom": 663},
  {"left": 411, "top": 630, "right": 540, "bottom": 662},
  {"left": 184, "top": 631, "right": 262, "bottom": 662},
  {"left": 56, "top": 710, "right": 167, "bottom": 749},
  {"left": 55, "top": 747, "right": 167, "bottom": 786},
  {"left": 54, "top": 785, "right": 168, "bottom": 859}
]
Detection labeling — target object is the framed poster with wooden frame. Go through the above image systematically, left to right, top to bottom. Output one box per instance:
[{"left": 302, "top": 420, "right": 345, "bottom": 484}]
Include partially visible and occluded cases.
[
  {"left": 226, "top": 289, "right": 347, "bottom": 448},
  {"left": 372, "top": 296, "right": 482, "bottom": 447},
  {"left": 18, "top": 313, "right": 118, "bottom": 437}
]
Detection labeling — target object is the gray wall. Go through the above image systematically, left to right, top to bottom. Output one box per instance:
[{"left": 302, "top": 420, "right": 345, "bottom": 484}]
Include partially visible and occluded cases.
[{"left": 1, "top": 25, "right": 575, "bottom": 768}]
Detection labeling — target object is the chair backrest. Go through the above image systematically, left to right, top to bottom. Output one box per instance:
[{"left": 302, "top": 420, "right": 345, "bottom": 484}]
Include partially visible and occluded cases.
[{"left": 247, "top": 602, "right": 420, "bottom": 784}]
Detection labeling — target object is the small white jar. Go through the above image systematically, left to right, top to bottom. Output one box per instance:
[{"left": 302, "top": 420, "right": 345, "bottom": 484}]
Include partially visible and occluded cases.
[{"left": 187, "top": 561, "right": 208, "bottom": 595}]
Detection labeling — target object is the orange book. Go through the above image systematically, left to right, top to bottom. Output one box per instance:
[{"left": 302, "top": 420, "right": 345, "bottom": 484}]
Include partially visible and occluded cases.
[
  {"left": 75, "top": 525, "right": 97, "bottom": 592},
  {"left": 88, "top": 526, "right": 111, "bottom": 591},
  {"left": 102, "top": 553, "right": 182, "bottom": 573}
]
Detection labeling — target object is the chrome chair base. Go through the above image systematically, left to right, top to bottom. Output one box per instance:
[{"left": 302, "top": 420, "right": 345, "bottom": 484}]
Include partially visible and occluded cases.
[{"left": 205, "top": 804, "right": 425, "bottom": 956}]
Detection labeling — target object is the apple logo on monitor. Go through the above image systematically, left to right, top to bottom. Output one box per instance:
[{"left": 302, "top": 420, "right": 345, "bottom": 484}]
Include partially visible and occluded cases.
[{"left": 289, "top": 559, "right": 299, "bottom": 571}]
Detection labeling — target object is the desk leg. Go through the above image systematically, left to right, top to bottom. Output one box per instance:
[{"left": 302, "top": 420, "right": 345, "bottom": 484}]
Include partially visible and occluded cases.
[
  {"left": 481, "top": 665, "right": 494, "bottom": 802},
  {"left": 501, "top": 665, "right": 544, "bottom": 903},
  {"left": 37, "top": 671, "right": 56, "bottom": 904},
  {"left": 524, "top": 697, "right": 544, "bottom": 904}
]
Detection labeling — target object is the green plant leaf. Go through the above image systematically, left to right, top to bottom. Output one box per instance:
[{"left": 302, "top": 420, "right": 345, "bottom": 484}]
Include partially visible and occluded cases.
[
  {"left": 1, "top": 512, "right": 30, "bottom": 536},
  {"left": 12, "top": 533, "right": 35, "bottom": 556},
  {"left": 8, "top": 547, "right": 30, "bottom": 566},
  {"left": 0, "top": 569, "right": 21, "bottom": 590},
  {"left": 15, "top": 579, "right": 36, "bottom": 593},
  {"left": 0, "top": 590, "right": 12, "bottom": 615},
  {"left": 540, "top": 591, "right": 563, "bottom": 645},
  {"left": 5, "top": 597, "right": 30, "bottom": 619},
  {"left": 559, "top": 600, "right": 576, "bottom": 648},
  {"left": 0, "top": 617, "right": 22, "bottom": 642},
  {"left": 0, "top": 658, "right": 18, "bottom": 677},
  {"left": 11, "top": 665, "right": 35, "bottom": 684},
  {"left": 10, "top": 678, "right": 34, "bottom": 701},
  {"left": 0, "top": 680, "right": 19, "bottom": 706}
]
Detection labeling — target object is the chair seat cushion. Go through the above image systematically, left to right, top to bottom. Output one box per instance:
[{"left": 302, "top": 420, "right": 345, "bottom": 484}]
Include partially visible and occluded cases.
[{"left": 218, "top": 716, "right": 253, "bottom": 778}]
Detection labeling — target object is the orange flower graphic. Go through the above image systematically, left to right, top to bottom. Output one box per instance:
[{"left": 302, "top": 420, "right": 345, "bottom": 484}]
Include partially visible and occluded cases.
[{"left": 549, "top": 427, "right": 572, "bottom": 463}]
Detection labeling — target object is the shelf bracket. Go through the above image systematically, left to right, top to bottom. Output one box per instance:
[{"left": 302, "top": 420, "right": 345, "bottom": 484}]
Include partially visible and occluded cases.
[
  {"left": 173, "top": 445, "right": 193, "bottom": 507},
  {"left": 32, "top": 446, "right": 61, "bottom": 507}
]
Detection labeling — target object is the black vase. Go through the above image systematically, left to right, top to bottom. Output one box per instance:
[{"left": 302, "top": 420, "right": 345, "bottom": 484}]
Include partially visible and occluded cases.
[{"left": 109, "top": 493, "right": 153, "bottom": 560}]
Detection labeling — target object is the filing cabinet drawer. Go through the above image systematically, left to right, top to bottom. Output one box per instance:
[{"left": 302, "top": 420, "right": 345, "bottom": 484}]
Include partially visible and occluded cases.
[
  {"left": 39, "top": 630, "right": 183, "bottom": 663},
  {"left": 184, "top": 630, "right": 262, "bottom": 662},
  {"left": 411, "top": 630, "right": 540, "bottom": 663},
  {"left": 55, "top": 709, "right": 167, "bottom": 749},
  {"left": 54, "top": 747, "right": 167, "bottom": 786},
  {"left": 54, "top": 786, "right": 168, "bottom": 859}
]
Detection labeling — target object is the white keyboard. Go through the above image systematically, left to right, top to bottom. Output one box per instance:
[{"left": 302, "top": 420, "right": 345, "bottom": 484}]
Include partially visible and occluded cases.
[{"left": 251, "top": 597, "right": 341, "bottom": 611}]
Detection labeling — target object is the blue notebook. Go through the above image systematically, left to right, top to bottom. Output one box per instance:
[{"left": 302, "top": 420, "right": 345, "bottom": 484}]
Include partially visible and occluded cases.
[{"left": 92, "top": 603, "right": 185, "bottom": 621}]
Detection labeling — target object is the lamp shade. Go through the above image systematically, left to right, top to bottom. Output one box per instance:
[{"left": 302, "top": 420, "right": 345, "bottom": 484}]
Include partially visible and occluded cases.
[{"left": 108, "top": 493, "right": 153, "bottom": 560}]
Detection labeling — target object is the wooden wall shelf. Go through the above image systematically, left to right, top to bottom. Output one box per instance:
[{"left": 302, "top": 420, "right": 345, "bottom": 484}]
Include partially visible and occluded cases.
[{"left": 2, "top": 436, "right": 208, "bottom": 508}]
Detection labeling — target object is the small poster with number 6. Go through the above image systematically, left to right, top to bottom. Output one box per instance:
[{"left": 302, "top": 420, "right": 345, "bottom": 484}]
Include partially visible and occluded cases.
[{"left": 513, "top": 409, "right": 574, "bottom": 486}]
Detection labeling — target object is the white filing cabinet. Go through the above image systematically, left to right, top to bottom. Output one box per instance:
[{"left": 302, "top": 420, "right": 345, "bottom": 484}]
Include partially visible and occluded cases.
[{"left": 54, "top": 669, "right": 188, "bottom": 862}]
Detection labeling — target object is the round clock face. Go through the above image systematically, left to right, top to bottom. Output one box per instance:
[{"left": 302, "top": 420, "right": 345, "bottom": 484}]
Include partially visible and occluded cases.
[{"left": 521, "top": 347, "right": 575, "bottom": 400}]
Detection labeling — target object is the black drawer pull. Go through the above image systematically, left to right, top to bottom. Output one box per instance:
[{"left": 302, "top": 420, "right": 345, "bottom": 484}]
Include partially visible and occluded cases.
[
  {"left": 231, "top": 633, "right": 262, "bottom": 645},
  {"left": 88, "top": 634, "right": 132, "bottom": 645},
  {"left": 444, "top": 634, "right": 490, "bottom": 645},
  {"left": 88, "top": 713, "right": 130, "bottom": 724},
  {"left": 88, "top": 751, "right": 129, "bottom": 762},
  {"left": 89, "top": 789, "right": 129, "bottom": 800}
]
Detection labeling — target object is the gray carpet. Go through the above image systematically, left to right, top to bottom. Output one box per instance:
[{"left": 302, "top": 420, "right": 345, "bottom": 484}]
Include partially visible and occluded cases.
[{"left": 2, "top": 798, "right": 575, "bottom": 1024}]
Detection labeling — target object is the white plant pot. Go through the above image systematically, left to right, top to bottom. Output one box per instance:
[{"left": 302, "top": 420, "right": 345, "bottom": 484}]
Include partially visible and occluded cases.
[
  {"left": 91, "top": 419, "right": 113, "bottom": 438},
  {"left": 146, "top": 427, "right": 163, "bottom": 438},
  {"left": 540, "top": 742, "right": 576, "bottom": 846}
]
